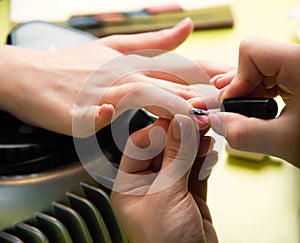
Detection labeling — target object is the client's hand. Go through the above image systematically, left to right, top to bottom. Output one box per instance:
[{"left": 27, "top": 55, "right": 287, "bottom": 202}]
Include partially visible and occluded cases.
[{"left": 1, "top": 18, "right": 224, "bottom": 137}]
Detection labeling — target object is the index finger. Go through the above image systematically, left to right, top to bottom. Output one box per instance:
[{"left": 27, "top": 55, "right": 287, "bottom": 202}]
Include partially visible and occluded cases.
[{"left": 221, "top": 38, "right": 295, "bottom": 99}]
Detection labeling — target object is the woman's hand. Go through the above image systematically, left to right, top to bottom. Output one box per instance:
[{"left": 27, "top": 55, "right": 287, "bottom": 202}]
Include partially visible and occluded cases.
[
  {"left": 211, "top": 38, "right": 300, "bottom": 167},
  {"left": 110, "top": 115, "right": 218, "bottom": 243}
]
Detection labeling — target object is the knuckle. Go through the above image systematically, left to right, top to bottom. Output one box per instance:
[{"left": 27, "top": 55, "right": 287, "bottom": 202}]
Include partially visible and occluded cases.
[{"left": 174, "top": 84, "right": 194, "bottom": 98}]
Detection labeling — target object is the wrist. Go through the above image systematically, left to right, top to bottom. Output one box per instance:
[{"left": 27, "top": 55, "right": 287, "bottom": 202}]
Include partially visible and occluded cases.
[
  {"left": 0, "top": 44, "right": 37, "bottom": 113},
  {"left": 0, "top": 45, "right": 19, "bottom": 111}
]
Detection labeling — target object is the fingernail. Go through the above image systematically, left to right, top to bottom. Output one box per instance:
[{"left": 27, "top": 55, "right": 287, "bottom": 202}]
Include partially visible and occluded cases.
[
  {"left": 175, "top": 17, "right": 192, "bottom": 28},
  {"left": 209, "top": 73, "right": 226, "bottom": 85},
  {"left": 188, "top": 97, "right": 203, "bottom": 103},
  {"left": 188, "top": 98, "right": 207, "bottom": 113},
  {"left": 97, "top": 103, "right": 115, "bottom": 118},
  {"left": 208, "top": 113, "right": 225, "bottom": 136},
  {"left": 192, "top": 114, "right": 209, "bottom": 129},
  {"left": 198, "top": 136, "right": 215, "bottom": 157},
  {"left": 198, "top": 151, "right": 218, "bottom": 180}
]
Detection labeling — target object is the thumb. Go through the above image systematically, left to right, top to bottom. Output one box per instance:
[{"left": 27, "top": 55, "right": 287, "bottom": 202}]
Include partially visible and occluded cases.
[
  {"left": 99, "top": 18, "right": 193, "bottom": 53},
  {"left": 209, "top": 112, "right": 284, "bottom": 157},
  {"left": 149, "top": 114, "right": 199, "bottom": 193}
]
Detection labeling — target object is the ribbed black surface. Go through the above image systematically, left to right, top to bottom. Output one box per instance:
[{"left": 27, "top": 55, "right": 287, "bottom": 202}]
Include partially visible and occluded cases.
[{"left": 0, "top": 182, "right": 128, "bottom": 243}]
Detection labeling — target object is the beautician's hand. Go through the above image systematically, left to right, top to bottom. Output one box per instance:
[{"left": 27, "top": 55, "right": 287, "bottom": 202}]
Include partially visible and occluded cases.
[
  {"left": 211, "top": 37, "right": 300, "bottom": 167},
  {"left": 110, "top": 115, "right": 218, "bottom": 243}
]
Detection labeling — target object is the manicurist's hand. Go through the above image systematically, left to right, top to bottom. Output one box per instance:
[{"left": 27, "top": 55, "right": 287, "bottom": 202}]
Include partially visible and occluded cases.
[{"left": 211, "top": 37, "right": 300, "bottom": 167}]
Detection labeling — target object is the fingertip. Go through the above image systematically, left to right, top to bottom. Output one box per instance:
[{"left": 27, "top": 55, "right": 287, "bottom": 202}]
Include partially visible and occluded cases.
[
  {"left": 163, "top": 17, "right": 193, "bottom": 47},
  {"left": 174, "top": 17, "right": 194, "bottom": 32},
  {"left": 209, "top": 73, "right": 226, "bottom": 86},
  {"left": 221, "top": 76, "right": 255, "bottom": 100},
  {"left": 218, "top": 79, "right": 237, "bottom": 100},
  {"left": 188, "top": 97, "right": 207, "bottom": 109},
  {"left": 188, "top": 99, "right": 210, "bottom": 129},
  {"left": 98, "top": 103, "right": 115, "bottom": 117},
  {"left": 95, "top": 104, "right": 115, "bottom": 130},
  {"left": 209, "top": 111, "right": 248, "bottom": 136},
  {"left": 208, "top": 113, "right": 225, "bottom": 136},
  {"left": 192, "top": 115, "right": 209, "bottom": 130},
  {"left": 197, "top": 136, "right": 215, "bottom": 158}
]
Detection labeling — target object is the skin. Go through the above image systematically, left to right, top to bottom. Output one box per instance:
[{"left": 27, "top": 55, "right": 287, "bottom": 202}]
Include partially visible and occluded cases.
[
  {"left": 0, "top": 18, "right": 231, "bottom": 137},
  {"left": 0, "top": 20, "right": 231, "bottom": 241},
  {"left": 211, "top": 37, "right": 300, "bottom": 167},
  {"left": 110, "top": 115, "right": 218, "bottom": 243}
]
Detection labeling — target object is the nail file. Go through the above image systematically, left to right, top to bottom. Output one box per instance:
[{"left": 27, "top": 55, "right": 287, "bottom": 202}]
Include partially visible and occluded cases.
[{"left": 190, "top": 98, "right": 278, "bottom": 119}]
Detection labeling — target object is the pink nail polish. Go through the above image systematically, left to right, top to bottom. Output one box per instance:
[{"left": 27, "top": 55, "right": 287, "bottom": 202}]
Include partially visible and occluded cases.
[{"left": 192, "top": 114, "right": 209, "bottom": 128}]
